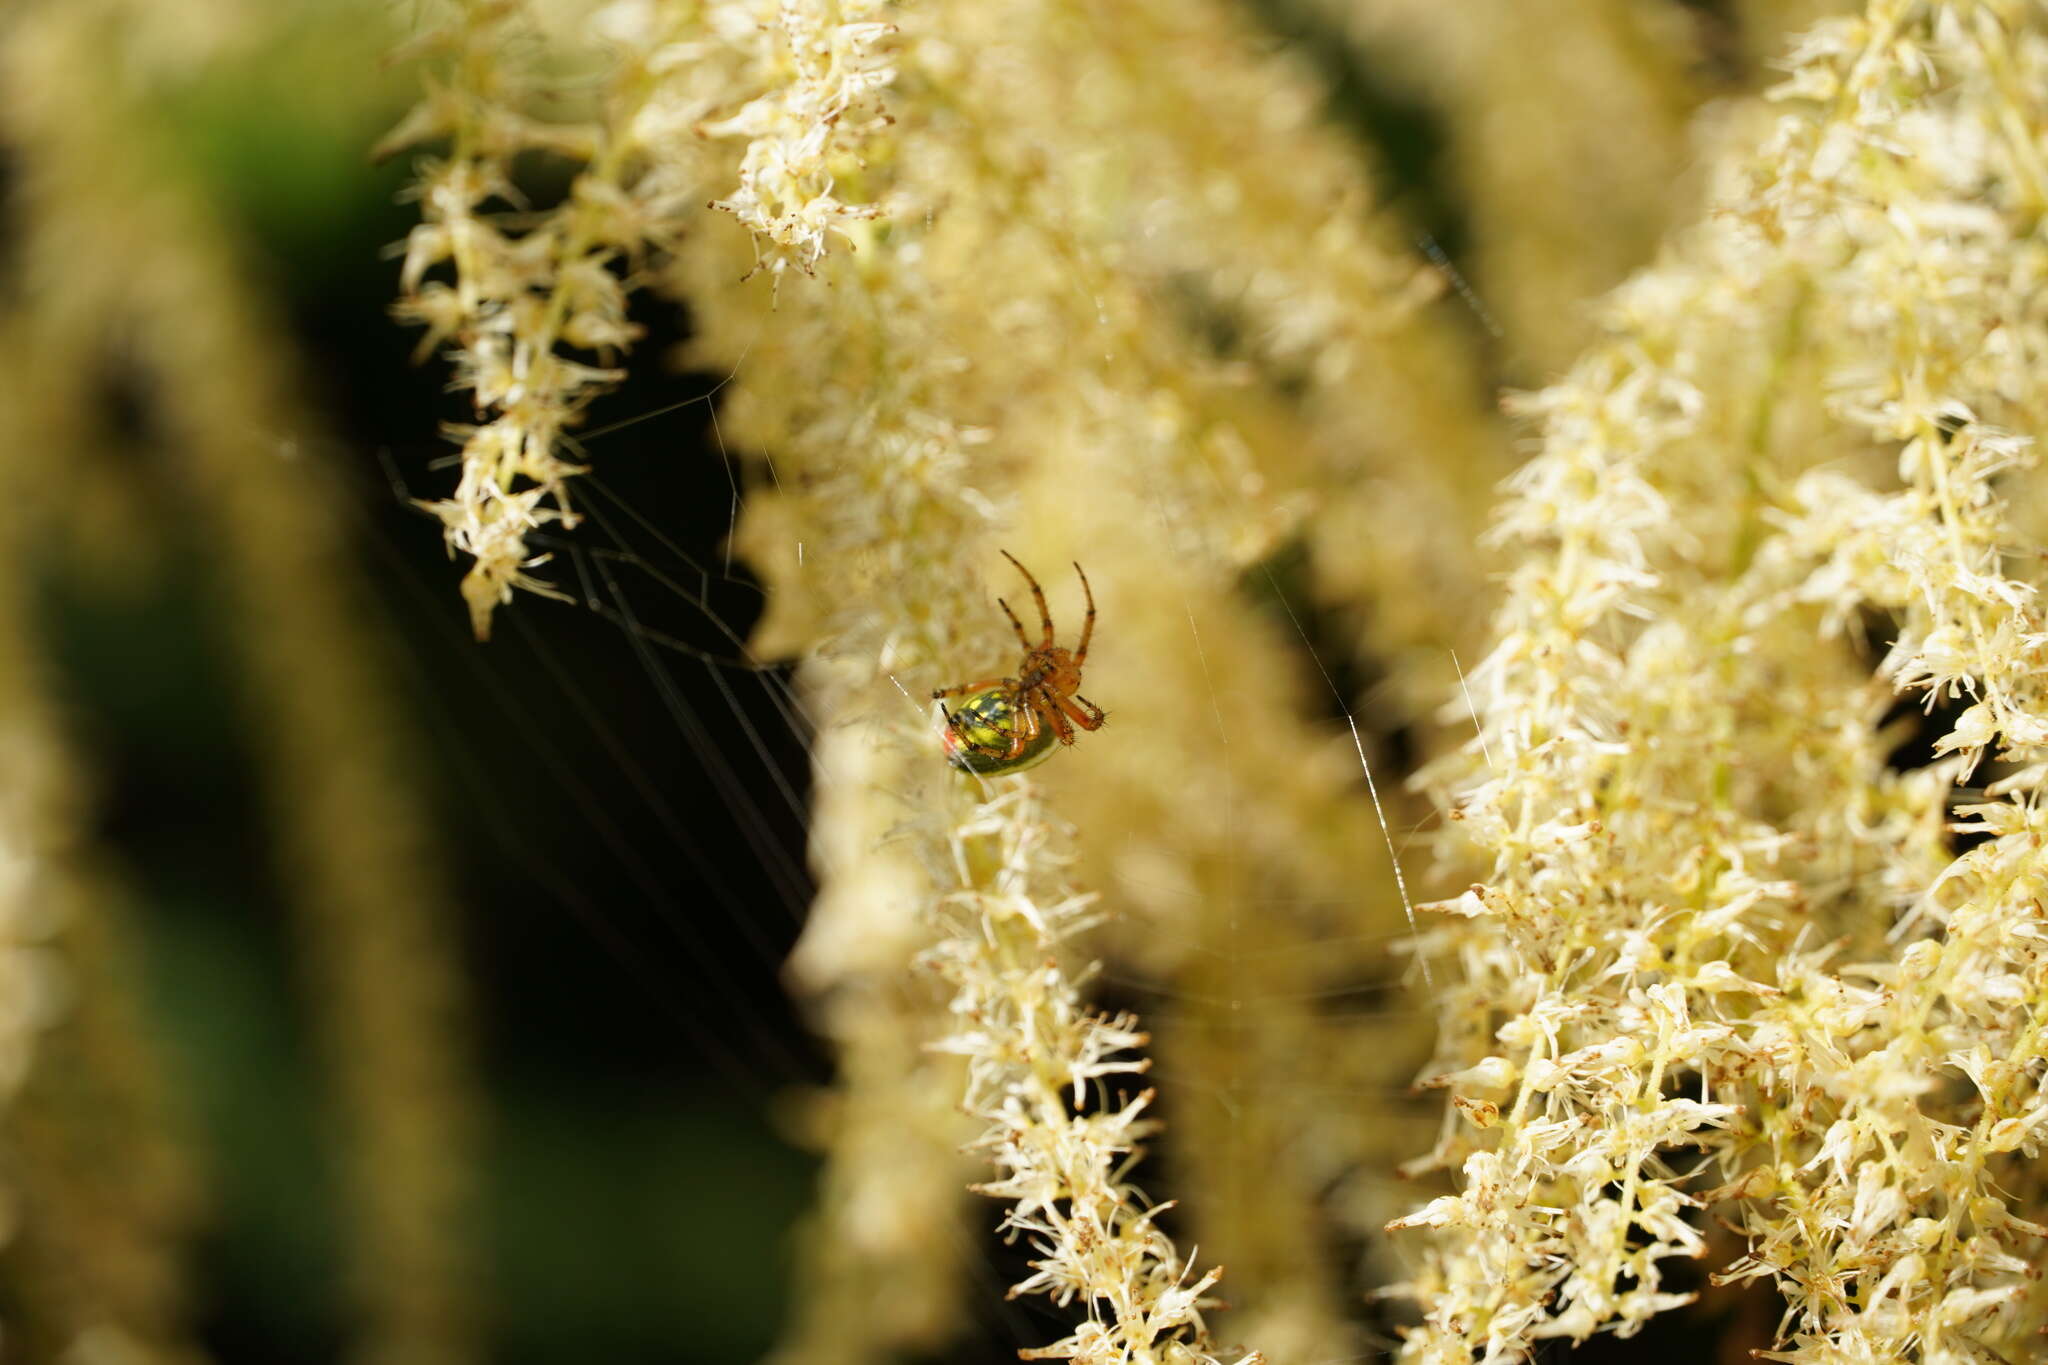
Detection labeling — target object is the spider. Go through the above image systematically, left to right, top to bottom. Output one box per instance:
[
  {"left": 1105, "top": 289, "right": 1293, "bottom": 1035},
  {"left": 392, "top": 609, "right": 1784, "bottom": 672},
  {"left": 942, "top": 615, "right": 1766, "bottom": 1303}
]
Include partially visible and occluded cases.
[{"left": 932, "top": 551, "right": 1106, "bottom": 776}]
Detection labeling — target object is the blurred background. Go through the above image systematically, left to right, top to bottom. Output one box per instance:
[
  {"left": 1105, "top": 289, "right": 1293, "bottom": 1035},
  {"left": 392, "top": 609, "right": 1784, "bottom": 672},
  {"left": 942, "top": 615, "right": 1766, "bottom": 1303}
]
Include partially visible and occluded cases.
[
  {"left": 0, "top": 2, "right": 1825, "bottom": 1363},
  {"left": 2, "top": 7, "right": 823, "bottom": 1361}
]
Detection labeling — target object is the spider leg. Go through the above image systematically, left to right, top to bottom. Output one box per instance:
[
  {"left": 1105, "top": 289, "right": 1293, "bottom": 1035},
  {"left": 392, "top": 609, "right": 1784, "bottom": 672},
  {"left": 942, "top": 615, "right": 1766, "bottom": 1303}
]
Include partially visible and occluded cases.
[
  {"left": 1001, "top": 549, "right": 1055, "bottom": 646},
  {"left": 1071, "top": 562, "right": 1096, "bottom": 667},
  {"left": 995, "top": 595, "right": 1033, "bottom": 652},
  {"left": 932, "top": 676, "right": 1016, "bottom": 700},
  {"left": 1039, "top": 691, "right": 1078, "bottom": 746},
  {"left": 1059, "top": 692, "right": 1105, "bottom": 731},
  {"left": 1002, "top": 693, "right": 1044, "bottom": 758}
]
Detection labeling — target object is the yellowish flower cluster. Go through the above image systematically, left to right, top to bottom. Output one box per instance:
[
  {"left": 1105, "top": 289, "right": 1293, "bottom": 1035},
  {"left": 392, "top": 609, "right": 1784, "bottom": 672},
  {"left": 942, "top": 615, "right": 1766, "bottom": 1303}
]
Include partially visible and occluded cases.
[
  {"left": 387, "top": 0, "right": 906, "bottom": 637},
  {"left": 665, "top": 0, "right": 1465, "bottom": 1355},
  {"left": 702, "top": 0, "right": 899, "bottom": 282},
  {"left": 1298, "top": 0, "right": 1704, "bottom": 374},
  {"left": 1396, "top": 4, "right": 2048, "bottom": 1360},
  {"left": 385, "top": 5, "right": 621, "bottom": 636},
  {"left": 675, "top": 5, "right": 1276, "bottom": 1339},
  {"left": 929, "top": 788, "right": 1252, "bottom": 1365}
]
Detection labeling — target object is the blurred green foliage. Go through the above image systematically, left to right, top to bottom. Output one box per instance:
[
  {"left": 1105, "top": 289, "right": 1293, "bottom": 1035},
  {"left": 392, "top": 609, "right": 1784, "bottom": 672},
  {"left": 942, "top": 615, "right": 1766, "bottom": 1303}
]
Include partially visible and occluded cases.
[{"left": 32, "top": 11, "right": 821, "bottom": 1361}]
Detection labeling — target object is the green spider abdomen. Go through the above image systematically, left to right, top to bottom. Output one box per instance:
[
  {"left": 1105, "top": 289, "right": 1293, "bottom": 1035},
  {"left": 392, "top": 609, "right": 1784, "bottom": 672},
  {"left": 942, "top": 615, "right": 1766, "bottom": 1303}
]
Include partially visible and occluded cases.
[{"left": 939, "top": 686, "right": 1059, "bottom": 776}]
